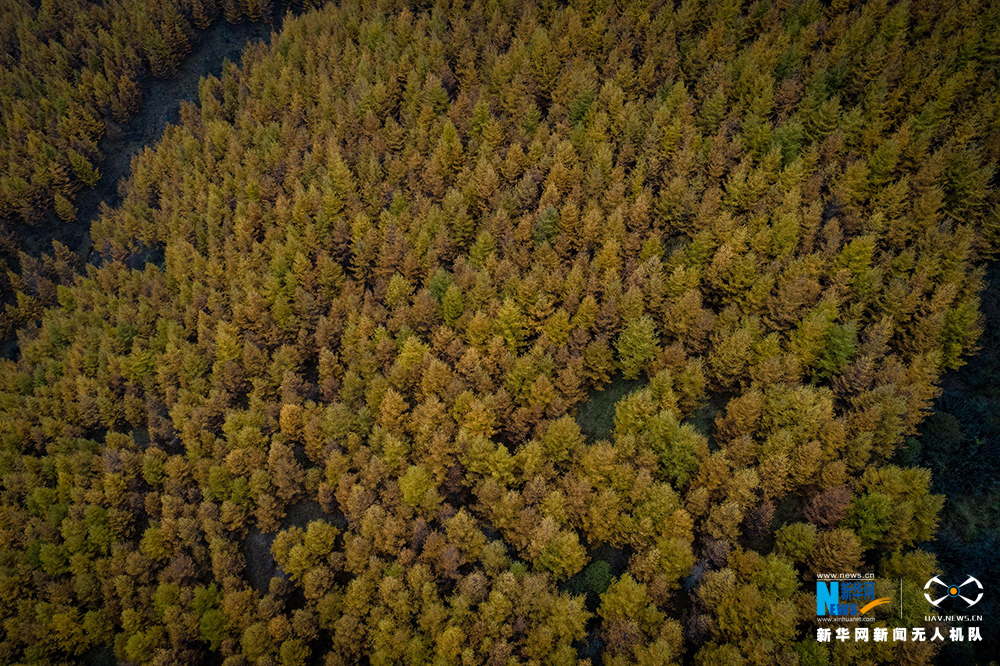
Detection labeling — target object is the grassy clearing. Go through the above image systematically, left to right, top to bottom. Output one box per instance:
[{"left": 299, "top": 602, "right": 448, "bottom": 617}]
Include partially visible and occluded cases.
[{"left": 574, "top": 376, "right": 646, "bottom": 441}]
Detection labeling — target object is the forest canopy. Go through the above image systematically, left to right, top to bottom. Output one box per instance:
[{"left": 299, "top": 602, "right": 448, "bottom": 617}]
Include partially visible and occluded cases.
[{"left": 1, "top": 0, "right": 999, "bottom": 664}]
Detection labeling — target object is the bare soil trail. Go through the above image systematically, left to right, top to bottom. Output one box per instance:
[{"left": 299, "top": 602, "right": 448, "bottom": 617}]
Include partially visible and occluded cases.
[
  {"left": 3, "top": 9, "right": 293, "bottom": 361},
  {"left": 22, "top": 11, "right": 289, "bottom": 262}
]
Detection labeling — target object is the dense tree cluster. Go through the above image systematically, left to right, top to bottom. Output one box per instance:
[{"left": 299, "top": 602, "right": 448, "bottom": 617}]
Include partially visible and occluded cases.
[
  {"left": 0, "top": 0, "right": 318, "bottom": 339},
  {"left": 1, "top": 0, "right": 998, "bottom": 664}
]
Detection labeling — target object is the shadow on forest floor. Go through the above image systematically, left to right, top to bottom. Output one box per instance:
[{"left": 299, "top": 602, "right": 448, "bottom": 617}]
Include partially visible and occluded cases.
[
  {"left": 899, "top": 263, "right": 1000, "bottom": 666},
  {"left": 575, "top": 376, "right": 646, "bottom": 441},
  {"left": 242, "top": 500, "right": 347, "bottom": 594},
  {"left": 82, "top": 643, "right": 116, "bottom": 666}
]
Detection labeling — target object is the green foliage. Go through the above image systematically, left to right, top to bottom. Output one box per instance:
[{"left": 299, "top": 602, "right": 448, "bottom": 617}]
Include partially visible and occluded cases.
[
  {"left": 534, "top": 205, "right": 559, "bottom": 245},
  {"left": 468, "top": 230, "right": 496, "bottom": 268},
  {"left": 428, "top": 268, "right": 452, "bottom": 301},
  {"left": 441, "top": 284, "right": 464, "bottom": 324},
  {"left": 616, "top": 315, "right": 659, "bottom": 380},
  {"left": 814, "top": 322, "right": 857, "bottom": 380},
  {"left": 646, "top": 411, "right": 706, "bottom": 488},
  {"left": 540, "top": 415, "right": 584, "bottom": 463},
  {"left": 399, "top": 464, "right": 441, "bottom": 513},
  {"left": 851, "top": 465, "right": 944, "bottom": 549},
  {"left": 846, "top": 491, "right": 894, "bottom": 548},
  {"left": 774, "top": 522, "right": 817, "bottom": 564},
  {"left": 534, "top": 524, "right": 586, "bottom": 579},
  {"left": 582, "top": 559, "right": 611, "bottom": 595},
  {"left": 599, "top": 574, "right": 663, "bottom": 632},
  {"left": 199, "top": 609, "right": 226, "bottom": 650},
  {"left": 794, "top": 640, "right": 830, "bottom": 666}
]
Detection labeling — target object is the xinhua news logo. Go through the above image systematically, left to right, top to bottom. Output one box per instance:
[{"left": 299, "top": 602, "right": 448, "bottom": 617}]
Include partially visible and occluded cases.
[{"left": 817, "top": 580, "right": 891, "bottom": 617}]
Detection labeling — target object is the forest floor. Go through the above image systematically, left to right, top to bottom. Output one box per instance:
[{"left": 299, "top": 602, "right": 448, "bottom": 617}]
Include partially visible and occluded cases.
[
  {"left": 906, "top": 263, "right": 1000, "bottom": 666},
  {"left": 575, "top": 376, "right": 646, "bottom": 441},
  {"left": 242, "top": 500, "right": 348, "bottom": 594}
]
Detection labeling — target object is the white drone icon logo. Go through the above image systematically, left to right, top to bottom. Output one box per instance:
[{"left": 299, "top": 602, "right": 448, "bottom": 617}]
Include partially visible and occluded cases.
[{"left": 924, "top": 575, "right": 983, "bottom": 608}]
